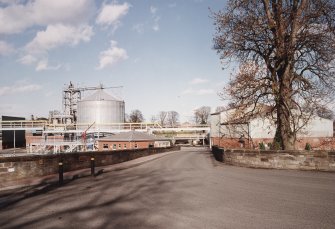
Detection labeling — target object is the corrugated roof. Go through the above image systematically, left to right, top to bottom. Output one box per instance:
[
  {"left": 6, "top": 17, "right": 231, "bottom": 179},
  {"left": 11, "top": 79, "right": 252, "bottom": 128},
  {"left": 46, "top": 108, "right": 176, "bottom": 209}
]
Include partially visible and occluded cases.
[
  {"left": 82, "top": 89, "right": 121, "bottom": 101},
  {"left": 99, "top": 131, "right": 157, "bottom": 142}
]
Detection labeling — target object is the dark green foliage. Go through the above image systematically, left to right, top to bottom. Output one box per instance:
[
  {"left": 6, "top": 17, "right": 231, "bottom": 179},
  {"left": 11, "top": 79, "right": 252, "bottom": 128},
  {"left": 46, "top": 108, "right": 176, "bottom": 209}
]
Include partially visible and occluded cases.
[
  {"left": 259, "top": 142, "right": 265, "bottom": 150},
  {"left": 305, "top": 143, "right": 312, "bottom": 151}
]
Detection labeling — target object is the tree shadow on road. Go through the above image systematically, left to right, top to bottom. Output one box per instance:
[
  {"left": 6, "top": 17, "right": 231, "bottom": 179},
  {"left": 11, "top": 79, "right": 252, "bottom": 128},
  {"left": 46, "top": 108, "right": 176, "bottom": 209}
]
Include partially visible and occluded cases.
[{"left": 0, "top": 166, "right": 190, "bottom": 229}]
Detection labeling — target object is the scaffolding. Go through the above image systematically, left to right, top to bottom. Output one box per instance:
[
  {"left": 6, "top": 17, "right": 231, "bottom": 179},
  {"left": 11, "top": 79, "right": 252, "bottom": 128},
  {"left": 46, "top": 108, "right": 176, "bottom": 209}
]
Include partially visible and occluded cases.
[{"left": 63, "top": 82, "right": 81, "bottom": 122}]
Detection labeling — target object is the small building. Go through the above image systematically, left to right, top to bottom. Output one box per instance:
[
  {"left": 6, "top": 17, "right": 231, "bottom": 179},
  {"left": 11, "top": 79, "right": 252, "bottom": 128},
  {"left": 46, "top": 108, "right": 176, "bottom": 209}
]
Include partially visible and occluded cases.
[{"left": 97, "top": 131, "right": 171, "bottom": 151}]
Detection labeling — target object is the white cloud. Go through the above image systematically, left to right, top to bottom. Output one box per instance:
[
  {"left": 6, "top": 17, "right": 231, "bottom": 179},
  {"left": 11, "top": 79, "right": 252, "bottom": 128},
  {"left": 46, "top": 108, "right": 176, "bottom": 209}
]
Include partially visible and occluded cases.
[
  {"left": 0, "top": 0, "right": 94, "bottom": 34},
  {"left": 33, "top": 1, "right": 95, "bottom": 25},
  {"left": 96, "top": 2, "right": 130, "bottom": 30},
  {"left": 150, "top": 5, "right": 160, "bottom": 32},
  {"left": 150, "top": 6, "right": 157, "bottom": 14},
  {"left": 152, "top": 17, "right": 160, "bottom": 31},
  {"left": 132, "top": 23, "right": 144, "bottom": 34},
  {"left": 19, "top": 24, "right": 93, "bottom": 70},
  {"left": 25, "top": 24, "right": 93, "bottom": 53},
  {"left": 0, "top": 40, "right": 14, "bottom": 55},
  {"left": 97, "top": 40, "right": 128, "bottom": 69},
  {"left": 18, "top": 54, "right": 38, "bottom": 65},
  {"left": 35, "top": 59, "right": 61, "bottom": 72},
  {"left": 190, "top": 78, "right": 209, "bottom": 85},
  {"left": 0, "top": 81, "right": 42, "bottom": 96},
  {"left": 197, "top": 89, "right": 215, "bottom": 95}
]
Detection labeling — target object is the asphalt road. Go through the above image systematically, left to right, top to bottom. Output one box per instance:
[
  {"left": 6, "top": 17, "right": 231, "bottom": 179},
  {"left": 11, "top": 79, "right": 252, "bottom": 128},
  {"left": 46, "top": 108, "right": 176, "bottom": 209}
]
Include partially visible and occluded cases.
[{"left": 0, "top": 147, "right": 334, "bottom": 229}]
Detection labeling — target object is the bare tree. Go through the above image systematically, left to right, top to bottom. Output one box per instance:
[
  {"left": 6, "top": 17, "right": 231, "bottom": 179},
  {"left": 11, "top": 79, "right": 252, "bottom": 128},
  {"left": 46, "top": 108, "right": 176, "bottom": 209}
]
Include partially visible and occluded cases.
[
  {"left": 213, "top": 0, "right": 335, "bottom": 149},
  {"left": 215, "top": 103, "right": 236, "bottom": 113},
  {"left": 194, "top": 106, "right": 211, "bottom": 124},
  {"left": 215, "top": 106, "right": 225, "bottom": 113},
  {"left": 316, "top": 107, "right": 334, "bottom": 120},
  {"left": 129, "top": 109, "right": 144, "bottom": 123},
  {"left": 158, "top": 111, "right": 168, "bottom": 127},
  {"left": 167, "top": 111, "right": 179, "bottom": 127},
  {"left": 124, "top": 113, "right": 130, "bottom": 123},
  {"left": 150, "top": 115, "right": 158, "bottom": 123}
]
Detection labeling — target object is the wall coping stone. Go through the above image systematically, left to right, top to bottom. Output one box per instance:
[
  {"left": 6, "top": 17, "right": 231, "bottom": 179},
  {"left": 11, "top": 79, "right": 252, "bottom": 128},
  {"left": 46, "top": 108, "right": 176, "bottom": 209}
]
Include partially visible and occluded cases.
[{"left": 0, "top": 146, "right": 179, "bottom": 163}]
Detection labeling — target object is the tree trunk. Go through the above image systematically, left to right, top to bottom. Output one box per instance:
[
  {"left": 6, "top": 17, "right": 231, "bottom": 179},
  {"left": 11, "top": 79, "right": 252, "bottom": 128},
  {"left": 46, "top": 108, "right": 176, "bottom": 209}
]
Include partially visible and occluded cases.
[
  {"left": 275, "top": 68, "right": 296, "bottom": 150},
  {"left": 277, "top": 100, "right": 295, "bottom": 150}
]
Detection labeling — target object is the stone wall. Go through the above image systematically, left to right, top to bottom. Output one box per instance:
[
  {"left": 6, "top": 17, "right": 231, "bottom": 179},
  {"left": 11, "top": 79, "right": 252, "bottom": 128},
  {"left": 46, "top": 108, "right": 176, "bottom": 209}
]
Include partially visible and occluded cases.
[
  {"left": 211, "top": 137, "right": 335, "bottom": 150},
  {"left": 0, "top": 146, "right": 180, "bottom": 184},
  {"left": 211, "top": 146, "right": 335, "bottom": 171}
]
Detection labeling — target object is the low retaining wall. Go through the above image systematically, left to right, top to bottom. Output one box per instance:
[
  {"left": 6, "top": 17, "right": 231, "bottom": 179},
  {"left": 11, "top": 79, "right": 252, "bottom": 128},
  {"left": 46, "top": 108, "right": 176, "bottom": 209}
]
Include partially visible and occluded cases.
[
  {"left": 0, "top": 146, "right": 180, "bottom": 184},
  {"left": 211, "top": 146, "right": 335, "bottom": 171}
]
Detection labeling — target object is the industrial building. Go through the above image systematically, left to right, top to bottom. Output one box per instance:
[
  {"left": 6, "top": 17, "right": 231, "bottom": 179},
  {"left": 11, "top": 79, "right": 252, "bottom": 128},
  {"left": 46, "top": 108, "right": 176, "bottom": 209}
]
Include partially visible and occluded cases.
[
  {"left": 0, "top": 82, "right": 210, "bottom": 154},
  {"left": 31, "top": 82, "right": 127, "bottom": 153},
  {"left": 210, "top": 107, "right": 334, "bottom": 150},
  {"left": 97, "top": 131, "right": 171, "bottom": 151}
]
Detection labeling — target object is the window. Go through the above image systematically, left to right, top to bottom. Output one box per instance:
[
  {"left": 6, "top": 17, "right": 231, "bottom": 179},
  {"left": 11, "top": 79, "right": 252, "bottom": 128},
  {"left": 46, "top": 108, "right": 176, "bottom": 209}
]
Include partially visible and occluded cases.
[
  {"left": 134, "top": 143, "right": 138, "bottom": 148},
  {"left": 103, "top": 144, "right": 108, "bottom": 150},
  {"left": 113, "top": 144, "right": 117, "bottom": 150},
  {"left": 118, "top": 144, "right": 122, "bottom": 149},
  {"left": 124, "top": 144, "right": 127, "bottom": 149}
]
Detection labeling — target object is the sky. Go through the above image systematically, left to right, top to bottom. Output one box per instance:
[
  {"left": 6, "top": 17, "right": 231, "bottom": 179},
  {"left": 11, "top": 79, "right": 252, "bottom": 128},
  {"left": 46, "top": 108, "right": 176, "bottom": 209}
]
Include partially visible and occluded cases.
[{"left": 0, "top": 0, "right": 230, "bottom": 123}]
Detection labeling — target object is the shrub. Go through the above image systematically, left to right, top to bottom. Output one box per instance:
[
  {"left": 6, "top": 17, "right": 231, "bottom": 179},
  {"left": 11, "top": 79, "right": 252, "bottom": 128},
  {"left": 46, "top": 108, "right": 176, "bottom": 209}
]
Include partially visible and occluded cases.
[
  {"left": 270, "top": 141, "right": 281, "bottom": 150},
  {"left": 259, "top": 142, "right": 266, "bottom": 150},
  {"left": 305, "top": 143, "right": 312, "bottom": 151}
]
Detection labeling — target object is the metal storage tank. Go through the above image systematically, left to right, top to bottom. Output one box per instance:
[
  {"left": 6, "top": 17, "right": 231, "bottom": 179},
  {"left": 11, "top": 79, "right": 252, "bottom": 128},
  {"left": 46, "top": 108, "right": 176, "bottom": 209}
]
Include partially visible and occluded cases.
[{"left": 77, "top": 89, "right": 125, "bottom": 129}]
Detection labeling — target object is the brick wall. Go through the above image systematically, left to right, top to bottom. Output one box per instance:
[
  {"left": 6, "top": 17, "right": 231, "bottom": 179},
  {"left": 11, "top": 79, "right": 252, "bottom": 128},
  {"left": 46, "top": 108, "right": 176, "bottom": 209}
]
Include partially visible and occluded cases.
[
  {"left": 26, "top": 135, "right": 64, "bottom": 144},
  {"left": 0, "top": 146, "right": 180, "bottom": 185},
  {"left": 211, "top": 146, "right": 335, "bottom": 172}
]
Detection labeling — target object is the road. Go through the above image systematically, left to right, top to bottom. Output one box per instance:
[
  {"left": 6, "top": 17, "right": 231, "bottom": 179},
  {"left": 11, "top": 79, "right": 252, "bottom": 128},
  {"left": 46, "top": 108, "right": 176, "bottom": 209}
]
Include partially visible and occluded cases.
[{"left": 0, "top": 147, "right": 334, "bottom": 229}]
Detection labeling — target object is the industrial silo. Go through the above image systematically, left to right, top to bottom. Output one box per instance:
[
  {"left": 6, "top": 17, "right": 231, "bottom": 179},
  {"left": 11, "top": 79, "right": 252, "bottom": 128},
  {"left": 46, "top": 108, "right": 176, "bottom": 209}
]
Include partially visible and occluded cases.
[{"left": 77, "top": 89, "right": 125, "bottom": 129}]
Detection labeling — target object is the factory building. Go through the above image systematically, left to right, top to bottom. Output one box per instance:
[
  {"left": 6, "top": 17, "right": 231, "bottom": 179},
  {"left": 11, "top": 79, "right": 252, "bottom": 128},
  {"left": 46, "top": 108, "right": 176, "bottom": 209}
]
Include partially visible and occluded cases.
[
  {"left": 0, "top": 82, "right": 176, "bottom": 153},
  {"left": 0, "top": 116, "right": 26, "bottom": 150}
]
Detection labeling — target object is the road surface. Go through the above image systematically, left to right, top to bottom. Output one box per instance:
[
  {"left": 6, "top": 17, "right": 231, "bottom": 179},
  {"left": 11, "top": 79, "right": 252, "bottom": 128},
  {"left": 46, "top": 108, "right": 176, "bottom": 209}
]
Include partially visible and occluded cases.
[{"left": 0, "top": 147, "right": 334, "bottom": 228}]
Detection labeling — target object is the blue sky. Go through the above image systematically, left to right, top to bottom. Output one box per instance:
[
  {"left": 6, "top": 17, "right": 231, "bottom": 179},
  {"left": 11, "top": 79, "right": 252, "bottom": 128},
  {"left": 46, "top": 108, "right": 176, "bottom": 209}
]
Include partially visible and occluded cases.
[{"left": 0, "top": 0, "right": 229, "bottom": 122}]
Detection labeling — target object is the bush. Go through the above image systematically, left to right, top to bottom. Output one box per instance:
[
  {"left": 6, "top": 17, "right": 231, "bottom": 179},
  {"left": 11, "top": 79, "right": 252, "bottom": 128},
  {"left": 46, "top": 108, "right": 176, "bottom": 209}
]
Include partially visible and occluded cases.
[
  {"left": 270, "top": 141, "right": 281, "bottom": 150},
  {"left": 259, "top": 142, "right": 266, "bottom": 150},
  {"left": 305, "top": 143, "right": 312, "bottom": 151}
]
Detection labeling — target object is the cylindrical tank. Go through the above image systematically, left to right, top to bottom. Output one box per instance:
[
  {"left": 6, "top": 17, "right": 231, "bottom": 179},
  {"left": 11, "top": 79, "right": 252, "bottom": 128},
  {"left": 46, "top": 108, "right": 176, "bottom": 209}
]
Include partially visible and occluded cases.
[{"left": 77, "top": 89, "right": 125, "bottom": 129}]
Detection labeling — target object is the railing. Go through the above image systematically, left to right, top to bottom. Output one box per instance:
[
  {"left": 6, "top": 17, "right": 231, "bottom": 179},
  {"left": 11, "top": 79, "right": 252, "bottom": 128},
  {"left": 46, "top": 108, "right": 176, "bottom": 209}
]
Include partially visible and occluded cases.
[
  {"left": 0, "top": 120, "right": 47, "bottom": 130},
  {"left": 1, "top": 121, "right": 210, "bottom": 133},
  {"left": 28, "top": 140, "right": 85, "bottom": 154}
]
